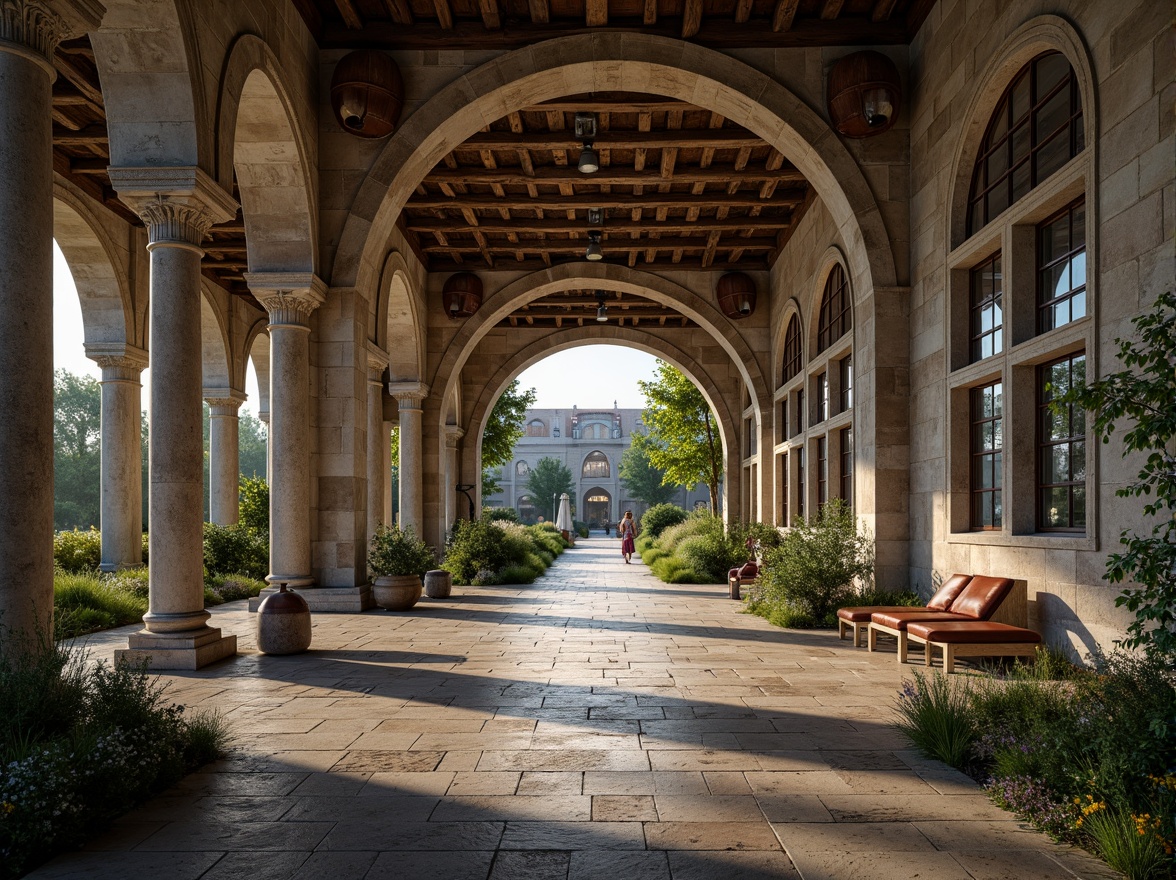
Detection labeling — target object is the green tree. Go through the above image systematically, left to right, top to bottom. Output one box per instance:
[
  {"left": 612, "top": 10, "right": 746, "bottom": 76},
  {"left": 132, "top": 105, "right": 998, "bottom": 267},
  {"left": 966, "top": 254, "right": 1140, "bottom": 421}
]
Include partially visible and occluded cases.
[
  {"left": 1054, "top": 290, "right": 1176, "bottom": 660},
  {"left": 638, "top": 360, "right": 723, "bottom": 515},
  {"left": 53, "top": 369, "right": 102, "bottom": 529},
  {"left": 482, "top": 380, "right": 537, "bottom": 496},
  {"left": 238, "top": 411, "right": 268, "bottom": 479},
  {"left": 619, "top": 432, "right": 676, "bottom": 507},
  {"left": 526, "top": 457, "right": 574, "bottom": 522}
]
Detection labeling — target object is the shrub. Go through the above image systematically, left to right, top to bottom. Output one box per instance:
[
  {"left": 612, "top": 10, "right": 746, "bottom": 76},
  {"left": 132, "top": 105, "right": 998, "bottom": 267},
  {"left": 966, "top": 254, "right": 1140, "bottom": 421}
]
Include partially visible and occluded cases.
[
  {"left": 754, "top": 500, "right": 874, "bottom": 625},
  {"left": 639, "top": 503, "right": 689, "bottom": 539},
  {"left": 483, "top": 506, "right": 519, "bottom": 523},
  {"left": 656, "top": 513, "right": 717, "bottom": 555},
  {"left": 443, "top": 518, "right": 512, "bottom": 585},
  {"left": 202, "top": 523, "right": 268, "bottom": 580},
  {"left": 368, "top": 524, "right": 434, "bottom": 579},
  {"left": 677, "top": 527, "right": 745, "bottom": 583},
  {"left": 53, "top": 528, "right": 102, "bottom": 574},
  {"left": 635, "top": 534, "right": 654, "bottom": 554},
  {"left": 650, "top": 556, "right": 706, "bottom": 584},
  {"left": 496, "top": 563, "right": 538, "bottom": 585},
  {"left": 105, "top": 567, "right": 150, "bottom": 600},
  {"left": 53, "top": 572, "right": 147, "bottom": 639},
  {"left": 204, "top": 574, "right": 266, "bottom": 604},
  {"left": 0, "top": 638, "right": 229, "bottom": 877},
  {"left": 894, "top": 671, "right": 976, "bottom": 769},
  {"left": 1084, "top": 807, "right": 1171, "bottom": 880}
]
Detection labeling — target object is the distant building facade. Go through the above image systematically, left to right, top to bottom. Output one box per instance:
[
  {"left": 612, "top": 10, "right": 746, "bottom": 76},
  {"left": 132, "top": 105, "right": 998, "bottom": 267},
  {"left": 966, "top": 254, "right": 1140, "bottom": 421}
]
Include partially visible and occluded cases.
[{"left": 483, "top": 407, "right": 711, "bottom": 527}]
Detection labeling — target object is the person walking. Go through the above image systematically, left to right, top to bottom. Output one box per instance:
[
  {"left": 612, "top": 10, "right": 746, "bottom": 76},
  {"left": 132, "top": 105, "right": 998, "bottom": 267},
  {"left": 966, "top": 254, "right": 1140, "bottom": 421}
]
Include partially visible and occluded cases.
[{"left": 618, "top": 510, "right": 637, "bottom": 564}]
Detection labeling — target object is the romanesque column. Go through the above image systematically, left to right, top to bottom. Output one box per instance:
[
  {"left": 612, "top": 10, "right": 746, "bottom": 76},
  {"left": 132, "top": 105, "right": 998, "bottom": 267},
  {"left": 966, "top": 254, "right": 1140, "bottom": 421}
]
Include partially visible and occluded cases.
[
  {"left": 0, "top": 0, "right": 104, "bottom": 642},
  {"left": 107, "top": 167, "right": 238, "bottom": 669},
  {"left": 245, "top": 274, "right": 325, "bottom": 587},
  {"left": 87, "top": 345, "right": 147, "bottom": 571},
  {"left": 366, "top": 352, "right": 389, "bottom": 540},
  {"left": 389, "top": 382, "right": 428, "bottom": 534},
  {"left": 205, "top": 391, "right": 244, "bottom": 525},
  {"left": 444, "top": 425, "right": 465, "bottom": 530}
]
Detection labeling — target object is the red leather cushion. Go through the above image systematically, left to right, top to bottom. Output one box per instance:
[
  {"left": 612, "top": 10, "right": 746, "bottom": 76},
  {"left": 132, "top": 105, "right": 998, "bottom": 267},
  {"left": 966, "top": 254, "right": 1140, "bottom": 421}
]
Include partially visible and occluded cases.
[
  {"left": 739, "top": 562, "right": 759, "bottom": 578},
  {"left": 926, "top": 573, "right": 972, "bottom": 611},
  {"left": 949, "top": 575, "right": 1014, "bottom": 620},
  {"left": 837, "top": 605, "right": 925, "bottom": 623},
  {"left": 870, "top": 610, "right": 969, "bottom": 630},
  {"left": 906, "top": 620, "right": 1041, "bottom": 644}
]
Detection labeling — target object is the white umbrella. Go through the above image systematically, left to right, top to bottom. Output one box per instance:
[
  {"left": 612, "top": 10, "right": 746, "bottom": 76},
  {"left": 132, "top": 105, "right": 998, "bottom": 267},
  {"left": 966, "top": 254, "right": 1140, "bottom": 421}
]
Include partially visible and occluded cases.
[{"left": 555, "top": 492, "right": 574, "bottom": 531}]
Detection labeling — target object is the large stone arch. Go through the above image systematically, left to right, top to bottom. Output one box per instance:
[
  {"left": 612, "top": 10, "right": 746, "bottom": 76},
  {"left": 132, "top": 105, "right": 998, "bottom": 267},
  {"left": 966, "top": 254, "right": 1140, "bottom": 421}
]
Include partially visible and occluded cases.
[
  {"left": 91, "top": 0, "right": 206, "bottom": 169},
  {"left": 945, "top": 15, "right": 1098, "bottom": 250},
  {"left": 331, "top": 35, "right": 898, "bottom": 303},
  {"left": 216, "top": 36, "right": 317, "bottom": 274},
  {"left": 51, "top": 184, "right": 139, "bottom": 349},
  {"left": 375, "top": 250, "right": 425, "bottom": 382},
  {"left": 432, "top": 262, "right": 772, "bottom": 425},
  {"left": 199, "top": 280, "right": 233, "bottom": 391},
  {"left": 456, "top": 327, "right": 741, "bottom": 537}
]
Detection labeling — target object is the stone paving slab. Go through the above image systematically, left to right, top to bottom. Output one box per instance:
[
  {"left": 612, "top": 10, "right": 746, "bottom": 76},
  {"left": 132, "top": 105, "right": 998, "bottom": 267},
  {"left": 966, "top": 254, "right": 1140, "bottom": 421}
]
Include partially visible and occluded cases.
[{"left": 30, "top": 537, "right": 1116, "bottom": 879}]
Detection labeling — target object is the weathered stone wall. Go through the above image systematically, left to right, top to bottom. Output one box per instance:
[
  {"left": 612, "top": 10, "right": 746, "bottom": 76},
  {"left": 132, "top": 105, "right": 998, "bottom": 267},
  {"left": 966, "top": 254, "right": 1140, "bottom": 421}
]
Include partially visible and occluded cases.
[{"left": 907, "top": 0, "right": 1174, "bottom": 653}]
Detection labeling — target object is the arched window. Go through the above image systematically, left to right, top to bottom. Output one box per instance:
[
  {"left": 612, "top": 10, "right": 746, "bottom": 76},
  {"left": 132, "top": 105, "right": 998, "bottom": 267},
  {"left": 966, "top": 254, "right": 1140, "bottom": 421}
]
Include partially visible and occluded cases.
[
  {"left": 967, "top": 52, "right": 1083, "bottom": 235},
  {"left": 817, "top": 264, "right": 851, "bottom": 354},
  {"left": 781, "top": 315, "right": 802, "bottom": 383},
  {"left": 525, "top": 419, "right": 546, "bottom": 437},
  {"left": 582, "top": 451, "right": 609, "bottom": 479},
  {"left": 515, "top": 460, "right": 530, "bottom": 477}
]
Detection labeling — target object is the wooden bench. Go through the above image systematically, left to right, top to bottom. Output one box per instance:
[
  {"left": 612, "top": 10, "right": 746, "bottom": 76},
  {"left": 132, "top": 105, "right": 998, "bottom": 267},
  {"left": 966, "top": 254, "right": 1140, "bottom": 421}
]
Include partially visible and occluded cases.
[{"left": 905, "top": 620, "right": 1041, "bottom": 673}]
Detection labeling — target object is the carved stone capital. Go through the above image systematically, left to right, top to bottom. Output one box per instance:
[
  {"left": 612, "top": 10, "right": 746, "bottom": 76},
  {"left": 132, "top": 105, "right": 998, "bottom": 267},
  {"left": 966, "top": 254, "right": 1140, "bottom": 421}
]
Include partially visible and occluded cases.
[
  {"left": 0, "top": 0, "right": 104, "bottom": 74},
  {"left": 106, "top": 167, "right": 237, "bottom": 250},
  {"left": 246, "top": 272, "right": 327, "bottom": 327},
  {"left": 86, "top": 342, "right": 147, "bottom": 382},
  {"left": 366, "top": 345, "right": 389, "bottom": 383},
  {"left": 389, "top": 381, "right": 429, "bottom": 409},
  {"left": 203, "top": 389, "right": 246, "bottom": 417},
  {"left": 444, "top": 425, "right": 465, "bottom": 448}
]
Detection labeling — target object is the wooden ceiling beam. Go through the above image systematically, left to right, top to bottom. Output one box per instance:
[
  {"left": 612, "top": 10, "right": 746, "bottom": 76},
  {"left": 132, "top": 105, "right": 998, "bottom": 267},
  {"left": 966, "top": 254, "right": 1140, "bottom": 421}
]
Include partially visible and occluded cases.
[
  {"left": 332, "top": 0, "right": 363, "bottom": 29},
  {"left": 381, "top": 0, "right": 414, "bottom": 24},
  {"left": 477, "top": 0, "right": 501, "bottom": 29},
  {"left": 527, "top": 0, "right": 549, "bottom": 23},
  {"left": 585, "top": 0, "right": 607, "bottom": 26},
  {"left": 642, "top": 0, "right": 657, "bottom": 25},
  {"left": 681, "top": 0, "right": 703, "bottom": 38},
  {"left": 733, "top": 0, "right": 754, "bottom": 23},
  {"left": 771, "top": 0, "right": 800, "bottom": 31},
  {"left": 819, "top": 0, "right": 845, "bottom": 19},
  {"left": 870, "top": 0, "right": 899, "bottom": 21},
  {"left": 317, "top": 17, "right": 908, "bottom": 50},
  {"left": 52, "top": 52, "right": 104, "bottom": 107},
  {"left": 523, "top": 94, "right": 699, "bottom": 113},
  {"left": 52, "top": 123, "right": 107, "bottom": 145},
  {"left": 458, "top": 129, "right": 766, "bottom": 151},
  {"left": 423, "top": 165, "right": 804, "bottom": 187},
  {"left": 408, "top": 189, "right": 805, "bottom": 211},
  {"left": 405, "top": 215, "right": 796, "bottom": 234},
  {"left": 422, "top": 236, "right": 778, "bottom": 254},
  {"left": 456, "top": 256, "right": 765, "bottom": 272}
]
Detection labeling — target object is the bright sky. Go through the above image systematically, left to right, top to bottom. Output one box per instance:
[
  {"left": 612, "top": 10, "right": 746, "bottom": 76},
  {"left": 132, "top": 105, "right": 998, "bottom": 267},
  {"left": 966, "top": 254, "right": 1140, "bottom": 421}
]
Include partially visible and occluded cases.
[
  {"left": 53, "top": 241, "right": 261, "bottom": 416},
  {"left": 514, "top": 344, "right": 660, "bottom": 410}
]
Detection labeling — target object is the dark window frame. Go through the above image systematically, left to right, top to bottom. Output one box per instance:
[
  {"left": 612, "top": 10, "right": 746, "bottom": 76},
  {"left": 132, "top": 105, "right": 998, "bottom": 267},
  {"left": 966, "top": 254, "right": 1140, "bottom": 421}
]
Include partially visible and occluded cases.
[
  {"left": 1037, "top": 198, "right": 1087, "bottom": 333},
  {"left": 969, "top": 252, "right": 1004, "bottom": 362},
  {"left": 817, "top": 264, "right": 851, "bottom": 353},
  {"left": 782, "top": 316, "right": 803, "bottom": 383},
  {"left": 1038, "top": 353, "right": 1087, "bottom": 532},
  {"left": 839, "top": 356, "right": 853, "bottom": 412},
  {"left": 816, "top": 372, "right": 829, "bottom": 423},
  {"left": 970, "top": 382, "right": 1003, "bottom": 530},
  {"left": 839, "top": 427, "right": 853, "bottom": 504},
  {"left": 816, "top": 436, "right": 828, "bottom": 508}
]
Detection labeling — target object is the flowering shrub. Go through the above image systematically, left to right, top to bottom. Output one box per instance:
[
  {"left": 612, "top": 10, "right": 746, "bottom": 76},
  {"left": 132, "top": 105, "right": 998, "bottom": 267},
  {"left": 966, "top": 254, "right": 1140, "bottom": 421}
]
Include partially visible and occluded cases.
[
  {"left": 0, "top": 638, "right": 227, "bottom": 877},
  {"left": 894, "top": 652, "right": 1176, "bottom": 879}
]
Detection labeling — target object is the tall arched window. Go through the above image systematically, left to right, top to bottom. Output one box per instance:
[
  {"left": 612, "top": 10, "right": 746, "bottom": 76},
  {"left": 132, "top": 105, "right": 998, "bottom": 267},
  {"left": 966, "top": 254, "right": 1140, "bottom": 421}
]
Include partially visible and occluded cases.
[
  {"left": 967, "top": 52, "right": 1083, "bottom": 235},
  {"left": 817, "top": 264, "right": 851, "bottom": 354},
  {"left": 781, "top": 315, "right": 802, "bottom": 383},
  {"left": 582, "top": 451, "right": 609, "bottom": 479},
  {"left": 515, "top": 460, "right": 530, "bottom": 477}
]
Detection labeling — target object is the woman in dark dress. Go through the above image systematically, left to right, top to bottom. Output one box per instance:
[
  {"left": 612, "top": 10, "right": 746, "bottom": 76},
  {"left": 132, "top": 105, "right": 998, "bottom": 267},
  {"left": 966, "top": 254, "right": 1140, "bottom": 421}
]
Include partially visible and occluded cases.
[{"left": 618, "top": 510, "right": 636, "bottom": 564}]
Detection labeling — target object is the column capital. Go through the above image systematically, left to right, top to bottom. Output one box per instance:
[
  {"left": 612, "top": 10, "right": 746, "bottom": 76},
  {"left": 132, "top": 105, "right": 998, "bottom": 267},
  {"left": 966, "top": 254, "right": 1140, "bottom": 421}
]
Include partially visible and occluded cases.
[
  {"left": 0, "top": 0, "right": 104, "bottom": 76},
  {"left": 107, "top": 167, "right": 236, "bottom": 250},
  {"left": 245, "top": 272, "right": 327, "bottom": 327},
  {"left": 85, "top": 342, "right": 148, "bottom": 380},
  {"left": 366, "top": 345, "right": 389, "bottom": 383},
  {"left": 389, "top": 381, "right": 429, "bottom": 407},
  {"left": 203, "top": 388, "right": 246, "bottom": 417},
  {"left": 444, "top": 424, "right": 465, "bottom": 448}
]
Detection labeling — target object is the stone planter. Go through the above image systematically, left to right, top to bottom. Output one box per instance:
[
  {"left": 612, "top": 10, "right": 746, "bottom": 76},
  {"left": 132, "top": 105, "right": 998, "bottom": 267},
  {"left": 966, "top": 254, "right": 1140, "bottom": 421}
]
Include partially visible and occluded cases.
[
  {"left": 424, "top": 569, "right": 452, "bottom": 599},
  {"left": 372, "top": 574, "right": 422, "bottom": 611},
  {"left": 256, "top": 585, "right": 312, "bottom": 654}
]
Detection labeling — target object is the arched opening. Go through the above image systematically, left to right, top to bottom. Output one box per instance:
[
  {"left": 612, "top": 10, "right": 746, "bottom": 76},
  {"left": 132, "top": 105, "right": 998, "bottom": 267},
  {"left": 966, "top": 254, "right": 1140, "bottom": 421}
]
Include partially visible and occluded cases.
[{"left": 583, "top": 489, "right": 611, "bottom": 529}]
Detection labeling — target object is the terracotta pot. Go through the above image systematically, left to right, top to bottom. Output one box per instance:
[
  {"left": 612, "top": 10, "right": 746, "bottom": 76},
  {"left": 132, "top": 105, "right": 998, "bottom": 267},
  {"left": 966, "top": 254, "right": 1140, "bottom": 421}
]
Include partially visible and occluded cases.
[{"left": 372, "top": 574, "right": 422, "bottom": 610}]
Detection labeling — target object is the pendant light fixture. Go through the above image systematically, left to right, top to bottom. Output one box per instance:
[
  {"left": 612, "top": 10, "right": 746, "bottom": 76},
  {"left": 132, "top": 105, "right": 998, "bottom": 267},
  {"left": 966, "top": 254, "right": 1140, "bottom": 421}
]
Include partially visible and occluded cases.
[
  {"left": 574, "top": 112, "right": 599, "bottom": 174},
  {"left": 585, "top": 230, "right": 604, "bottom": 261},
  {"left": 595, "top": 289, "right": 608, "bottom": 322}
]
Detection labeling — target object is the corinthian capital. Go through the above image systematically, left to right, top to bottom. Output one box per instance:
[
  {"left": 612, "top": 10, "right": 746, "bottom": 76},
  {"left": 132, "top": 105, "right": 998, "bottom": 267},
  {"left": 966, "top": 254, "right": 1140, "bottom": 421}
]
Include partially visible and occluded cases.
[
  {"left": 0, "top": 0, "right": 104, "bottom": 72},
  {"left": 106, "top": 166, "right": 238, "bottom": 249},
  {"left": 246, "top": 272, "right": 327, "bottom": 327},
  {"left": 85, "top": 342, "right": 147, "bottom": 381},
  {"left": 389, "top": 381, "right": 430, "bottom": 408}
]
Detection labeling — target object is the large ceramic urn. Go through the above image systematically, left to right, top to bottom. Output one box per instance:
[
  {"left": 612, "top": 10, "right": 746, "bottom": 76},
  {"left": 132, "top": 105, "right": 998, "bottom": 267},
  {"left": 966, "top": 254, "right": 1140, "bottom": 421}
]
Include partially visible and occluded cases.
[{"left": 372, "top": 574, "right": 422, "bottom": 611}]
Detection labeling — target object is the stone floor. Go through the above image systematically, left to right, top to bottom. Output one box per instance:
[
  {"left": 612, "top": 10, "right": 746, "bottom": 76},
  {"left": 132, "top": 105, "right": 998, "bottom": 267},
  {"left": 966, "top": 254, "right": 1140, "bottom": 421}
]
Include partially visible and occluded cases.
[{"left": 32, "top": 537, "right": 1116, "bottom": 879}]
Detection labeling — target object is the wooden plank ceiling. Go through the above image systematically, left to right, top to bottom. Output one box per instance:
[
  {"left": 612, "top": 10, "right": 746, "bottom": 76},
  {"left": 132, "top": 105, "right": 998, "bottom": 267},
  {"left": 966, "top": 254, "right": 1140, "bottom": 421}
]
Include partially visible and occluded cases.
[
  {"left": 297, "top": 0, "right": 933, "bottom": 49},
  {"left": 499, "top": 288, "right": 696, "bottom": 329}
]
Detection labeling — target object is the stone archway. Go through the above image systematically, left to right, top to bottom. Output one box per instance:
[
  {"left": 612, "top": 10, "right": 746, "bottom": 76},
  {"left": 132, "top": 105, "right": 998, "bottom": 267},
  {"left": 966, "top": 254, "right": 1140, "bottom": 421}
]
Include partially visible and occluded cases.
[{"left": 582, "top": 488, "right": 611, "bottom": 529}]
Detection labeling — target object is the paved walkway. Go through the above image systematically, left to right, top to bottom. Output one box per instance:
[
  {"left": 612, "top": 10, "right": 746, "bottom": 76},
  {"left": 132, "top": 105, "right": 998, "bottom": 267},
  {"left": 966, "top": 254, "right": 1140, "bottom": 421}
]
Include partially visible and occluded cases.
[{"left": 34, "top": 538, "right": 1113, "bottom": 879}]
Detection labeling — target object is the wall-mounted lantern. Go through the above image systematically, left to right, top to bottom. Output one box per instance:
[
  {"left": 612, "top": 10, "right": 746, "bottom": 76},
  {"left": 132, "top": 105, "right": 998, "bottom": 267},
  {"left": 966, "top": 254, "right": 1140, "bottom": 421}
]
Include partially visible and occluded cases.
[
  {"left": 330, "top": 50, "right": 404, "bottom": 139},
  {"left": 827, "top": 50, "right": 902, "bottom": 138},
  {"left": 441, "top": 272, "right": 483, "bottom": 319},
  {"left": 716, "top": 272, "right": 757, "bottom": 320}
]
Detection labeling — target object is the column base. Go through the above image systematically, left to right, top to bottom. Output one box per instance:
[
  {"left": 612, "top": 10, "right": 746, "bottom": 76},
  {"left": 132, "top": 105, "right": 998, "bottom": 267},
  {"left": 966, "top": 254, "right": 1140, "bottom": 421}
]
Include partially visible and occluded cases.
[
  {"left": 248, "top": 585, "right": 373, "bottom": 613},
  {"left": 115, "top": 627, "right": 237, "bottom": 670}
]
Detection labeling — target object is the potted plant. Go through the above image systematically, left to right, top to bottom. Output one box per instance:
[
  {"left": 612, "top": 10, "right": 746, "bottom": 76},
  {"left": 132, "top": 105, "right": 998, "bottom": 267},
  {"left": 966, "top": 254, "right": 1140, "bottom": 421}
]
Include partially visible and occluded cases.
[{"left": 368, "top": 524, "right": 434, "bottom": 610}]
